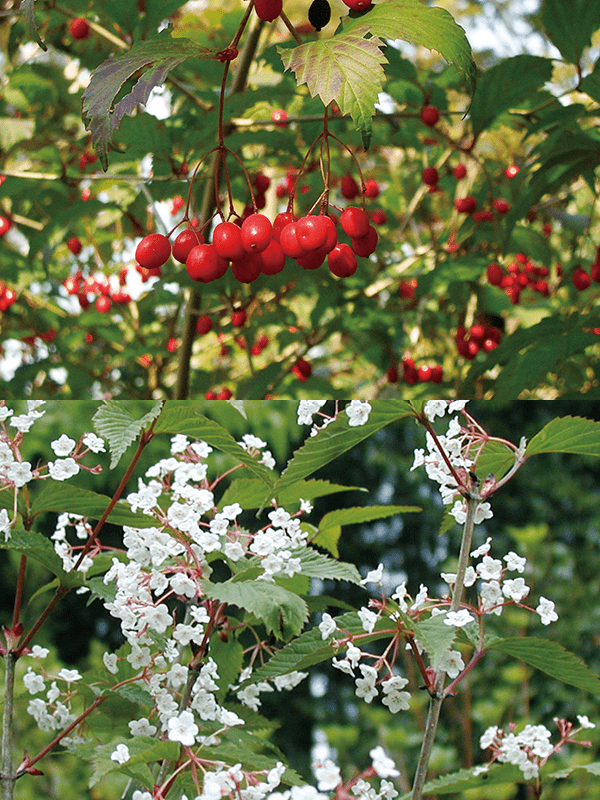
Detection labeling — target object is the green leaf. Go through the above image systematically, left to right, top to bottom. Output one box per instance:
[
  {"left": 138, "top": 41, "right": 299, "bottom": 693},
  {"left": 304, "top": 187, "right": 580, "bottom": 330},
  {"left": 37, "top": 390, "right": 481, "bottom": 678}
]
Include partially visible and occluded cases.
[
  {"left": 21, "top": 0, "right": 47, "bottom": 51},
  {"left": 344, "top": 0, "right": 476, "bottom": 94},
  {"left": 541, "top": 0, "right": 600, "bottom": 65},
  {"left": 279, "top": 26, "right": 388, "bottom": 148},
  {"left": 82, "top": 30, "right": 217, "bottom": 170},
  {"left": 468, "top": 55, "right": 553, "bottom": 138},
  {"left": 580, "top": 57, "right": 600, "bottom": 104},
  {"left": 93, "top": 400, "right": 163, "bottom": 468},
  {"left": 265, "top": 400, "right": 415, "bottom": 506},
  {"left": 154, "top": 402, "right": 275, "bottom": 485},
  {"left": 525, "top": 416, "right": 600, "bottom": 458},
  {"left": 475, "top": 439, "right": 516, "bottom": 481},
  {"left": 219, "top": 478, "right": 366, "bottom": 511},
  {"left": 31, "top": 482, "right": 158, "bottom": 528},
  {"left": 315, "top": 504, "right": 421, "bottom": 557},
  {"left": 0, "top": 529, "right": 84, "bottom": 589},
  {"left": 294, "top": 548, "right": 361, "bottom": 583},
  {"left": 201, "top": 579, "right": 309, "bottom": 641},
  {"left": 248, "top": 610, "right": 394, "bottom": 683},
  {"left": 414, "top": 614, "right": 457, "bottom": 670},
  {"left": 490, "top": 637, "right": 600, "bottom": 695},
  {"left": 86, "top": 737, "right": 179, "bottom": 788},
  {"left": 548, "top": 761, "right": 600, "bottom": 782},
  {"left": 398, "top": 763, "right": 525, "bottom": 798}
]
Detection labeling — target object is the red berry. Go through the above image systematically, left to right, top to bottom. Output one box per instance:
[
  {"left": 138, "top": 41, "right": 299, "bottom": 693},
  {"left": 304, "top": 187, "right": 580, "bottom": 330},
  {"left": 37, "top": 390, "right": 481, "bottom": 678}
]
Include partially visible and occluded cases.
[
  {"left": 254, "top": 0, "right": 282, "bottom": 21},
  {"left": 341, "top": 0, "right": 373, "bottom": 9},
  {"left": 70, "top": 18, "right": 90, "bottom": 39},
  {"left": 420, "top": 105, "right": 439, "bottom": 127},
  {"left": 271, "top": 109, "right": 288, "bottom": 126},
  {"left": 453, "top": 163, "right": 467, "bottom": 179},
  {"left": 506, "top": 165, "right": 520, "bottom": 178},
  {"left": 422, "top": 167, "right": 439, "bottom": 186},
  {"left": 254, "top": 173, "right": 271, "bottom": 193},
  {"left": 341, "top": 175, "right": 359, "bottom": 200},
  {"left": 363, "top": 179, "right": 380, "bottom": 198},
  {"left": 170, "top": 195, "right": 184, "bottom": 215},
  {"left": 455, "top": 196, "right": 477, "bottom": 214},
  {"left": 493, "top": 198, "right": 510, "bottom": 214},
  {"left": 340, "top": 206, "right": 370, "bottom": 239},
  {"left": 371, "top": 210, "right": 387, "bottom": 225},
  {"left": 273, "top": 212, "right": 297, "bottom": 242},
  {"left": 241, "top": 213, "right": 272, "bottom": 253},
  {"left": 296, "top": 215, "right": 329, "bottom": 251},
  {"left": 0, "top": 216, "right": 11, "bottom": 236},
  {"left": 213, "top": 221, "right": 245, "bottom": 261},
  {"left": 279, "top": 222, "right": 305, "bottom": 259},
  {"left": 351, "top": 225, "right": 378, "bottom": 258},
  {"left": 172, "top": 229, "right": 202, "bottom": 263},
  {"left": 136, "top": 233, "right": 172, "bottom": 270},
  {"left": 67, "top": 236, "right": 82, "bottom": 255},
  {"left": 259, "top": 239, "right": 286, "bottom": 274},
  {"left": 328, "top": 243, "right": 357, "bottom": 277},
  {"left": 186, "top": 244, "right": 229, "bottom": 283},
  {"left": 296, "top": 248, "right": 327, "bottom": 270},
  {"left": 231, "top": 254, "right": 262, "bottom": 283},
  {"left": 591, "top": 259, "right": 600, "bottom": 283},
  {"left": 487, "top": 262, "right": 504, "bottom": 286},
  {"left": 573, "top": 267, "right": 591, "bottom": 291},
  {"left": 400, "top": 279, "right": 417, "bottom": 299},
  {"left": 95, "top": 295, "right": 111, "bottom": 313},
  {"left": 232, "top": 310, "right": 247, "bottom": 328},
  {"left": 196, "top": 315, "right": 213, "bottom": 335},
  {"left": 469, "top": 324, "right": 486, "bottom": 342},
  {"left": 166, "top": 338, "right": 177, "bottom": 352},
  {"left": 482, "top": 338, "right": 498, "bottom": 352},
  {"left": 294, "top": 358, "right": 312, "bottom": 380},
  {"left": 402, "top": 358, "right": 418, "bottom": 384},
  {"left": 417, "top": 364, "right": 432, "bottom": 382},
  {"left": 430, "top": 365, "right": 443, "bottom": 383},
  {"left": 387, "top": 366, "right": 399, "bottom": 383},
  {"left": 217, "top": 388, "right": 233, "bottom": 400},
  {"left": 205, "top": 390, "right": 218, "bottom": 400}
]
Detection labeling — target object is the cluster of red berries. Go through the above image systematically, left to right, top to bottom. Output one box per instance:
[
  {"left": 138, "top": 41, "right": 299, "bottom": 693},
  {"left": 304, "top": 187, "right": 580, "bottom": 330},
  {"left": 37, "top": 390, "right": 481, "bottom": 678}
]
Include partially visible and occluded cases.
[
  {"left": 255, "top": 0, "right": 371, "bottom": 23},
  {"left": 135, "top": 204, "right": 378, "bottom": 284},
  {"left": 572, "top": 250, "right": 600, "bottom": 290},
  {"left": 487, "top": 255, "right": 550, "bottom": 303},
  {"left": 63, "top": 269, "right": 131, "bottom": 313},
  {"left": 0, "top": 282, "right": 17, "bottom": 312},
  {"left": 455, "top": 324, "right": 503, "bottom": 360},
  {"left": 387, "top": 358, "right": 443, "bottom": 384}
]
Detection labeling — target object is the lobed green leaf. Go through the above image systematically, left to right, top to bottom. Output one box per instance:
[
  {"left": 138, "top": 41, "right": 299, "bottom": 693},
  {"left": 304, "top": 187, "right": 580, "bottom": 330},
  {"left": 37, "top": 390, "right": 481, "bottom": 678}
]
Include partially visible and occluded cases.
[
  {"left": 93, "top": 400, "right": 163, "bottom": 469},
  {"left": 525, "top": 416, "right": 600, "bottom": 458},
  {"left": 0, "top": 529, "right": 85, "bottom": 588}
]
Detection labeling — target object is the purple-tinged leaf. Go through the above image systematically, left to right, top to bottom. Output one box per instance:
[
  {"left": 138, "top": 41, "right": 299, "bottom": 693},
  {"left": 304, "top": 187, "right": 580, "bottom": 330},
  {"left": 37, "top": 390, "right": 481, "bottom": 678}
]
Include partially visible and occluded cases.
[{"left": 82, "top": 29, "right": 217, "bottom": 170}]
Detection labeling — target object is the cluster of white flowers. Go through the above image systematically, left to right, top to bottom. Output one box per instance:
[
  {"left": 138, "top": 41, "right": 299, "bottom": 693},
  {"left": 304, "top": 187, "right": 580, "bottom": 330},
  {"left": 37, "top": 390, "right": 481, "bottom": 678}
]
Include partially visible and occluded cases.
[
  {"left": 297, "top": 400, "right": 372, "bottom": 437},
  {"left": 24, "top": 653, "right": 84, "bottom": 743}
]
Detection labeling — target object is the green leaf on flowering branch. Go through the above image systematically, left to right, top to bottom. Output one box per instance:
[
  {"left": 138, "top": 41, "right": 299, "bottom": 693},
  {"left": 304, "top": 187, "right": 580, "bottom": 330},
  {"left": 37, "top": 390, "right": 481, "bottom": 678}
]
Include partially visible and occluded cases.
[
  {"left": 21, "top": 0, "right": 47, "bottom": 52},
  {"left": 343, "top": 0, "right": 476, "bottom": 95},
  {"left": 541, "top": 0, "right": 600, "bottom": 65},
  {"left": 279, "top": 26, "right": 388, "bottom": 148},
  {"left": 82, "top": 29, "right": 217, "bottom": 170},
  {"left": 468, "top": 55, "right": 553, "bottom": 139},
  {"left": 579, "top": 57, "right": 600, "bottom": 104},
  {"left": 93, "top": 400, "right": 163, "bottom": 469},
  {"left": 264, "top": 400, "right": 415, "bottom": 507},
  {"left": 155, "top": 402, "right": 275, "bottom": 486},
  {"left": 525, "top": 416, "right": 600, "bottom": 458},
  {"left": 475, "top": 439, "right": 516, "bottom": 481},
  {"left": 219, "top": 478, "right": 366, "bottom": 511},
  {"left": 31, "top": 482, "right": 158, "bottom": 528},
  {"left": 315, "top": 504, "right": 421, "bottom": 557},
  {"left": 0, "top": 529, "right": 84, "bottom": 589},
  {"left": 293, "top": 548, "right": 361, "bottom": 583},
  {"left": 201, "top": 578, "right": 309, "bottom": 641},
  {"left": 248, "top": 611, "right": 395, "bottom": 683},
  {"left": 413, "top": 614, "right": 457, "bottom": 671},
  {"left": 209, "top": 636, "right": 244, "bottom": 702},
  {"left": 489, "top": 637, "right": 600, "bottom": 695},
  {"left": 85, "top": 737, "right": 179, "bottom": 788},
  {"left": 547, "top": 762, "right": 600, "bottom": 782},
  {"left": 397, "top": 763, "right": 525, "bottom": 798}
]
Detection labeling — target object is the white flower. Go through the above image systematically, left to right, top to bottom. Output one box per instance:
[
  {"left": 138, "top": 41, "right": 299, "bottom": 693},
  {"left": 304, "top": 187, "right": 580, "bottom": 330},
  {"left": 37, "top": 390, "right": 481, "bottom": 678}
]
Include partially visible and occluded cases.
[
  {"left": 297, "top": 400, "right": 327, "bottom": 425},
  {"left": 346, "top": 400, "right": 371, "bottom": 427},
  {"left": 424, "top": 401, "right": 450, "bottom": 421},
  {"left": 448, "top": 401, "right": 468, "bottom": 413},
  {"left": 0, "top": 406, "right": 13, "bottom": 421},
  {"left": 11, "top": 413, "right": 42, "bottom": 433},
  {"left": 82, "top": 432, "right": 105, "bottom": 452},
  {"left": 51, "top": 434, "right": 76, "bottom": 456},
  {"left": 170, "top": 434, "right": 189, "bottom": 453},
  {"left": 48, "top": 458, "right": 80, "bottom": 481},
  {"left": 6, "top": 462, "right": 33, "bottom": 487},
  {"left": 300, "top": 498, "right": 313, "bottom": 513},
  {"left": 474, "top": 502, "right": 493, "bottom": 523},
  {"left": 222, "top": 503, "right": 242, "bottom": 520},
  {"left": 0, "top": 509, "right": 10, "bottom": 540},
  {"left": 471, "top": 538, "right": 493, "bottom": 558},
  {"left": 224, "top": 542, "right": 245, "bottom": 560},
  {"left": 504, "top": 551, "right": 526, "bottom": 573},
  {"left": 476, "top": 556, "right": 503, "bottom": 581},
  {"left": 361, "top": 564, "right": 384, "bottom": 585},
  {"left": 502, "top": 578, "right": 529, "bottom": 602},
  {"left": 536, "top": 597, "right": 558, "bottom": 625},
  {"left": 358, "top": 607, "right": 378, "bottom": 633},
  {"left": 443, "top": 609, "right": 475, "bottom": 627},
  {"left": 318, "top": 613, "right": 337, "bottom": 640},
  {"left": 30, "top": 645, "right": 49, "bottom": 659},
  {"left": 438, "top": 649, "right": 465, "bottom": 679},
  {"left": 103, "top": 653, "right": 118, "bottom": 674},
  {"left": 355, "top": 664, "right": 378, "bottom": 702},
  {"left": 23, "top": 668, "right": 45, "bottom": 694},
  {"left": 58, "top": 668, "right": 82, "bottom": 682},
  {"left": 381, "top": 676, "right": 410, "bottom": 713},
  {"left": 167, "top": 710, "right": 199, "bottom": 747},
  {"left": 577, "top": 715, "right": 595, "bottom": 729},
  {"left": 129, "top": 718, "right": 157, "bottom": 736},
  {"left": 480, "top": 725, "right": 500, "bottom": 749},
  {"left": 110, "top": 744, "right": 130, "bottom": 764},
  {"left": 369, "top": 746, "right": 400, "bottom": 778},
  {"left": 313, "top": 759, "right": 341, "bottom": 791},
  {"left": 132, "top": 792, "right": 152, "bottom": 800}
]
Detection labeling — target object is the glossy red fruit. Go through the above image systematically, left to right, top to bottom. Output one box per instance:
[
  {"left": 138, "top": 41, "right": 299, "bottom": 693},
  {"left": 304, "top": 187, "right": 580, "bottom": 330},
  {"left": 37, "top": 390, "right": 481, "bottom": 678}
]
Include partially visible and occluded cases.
[
  {"left": 254, "top": 0, "right": 282, "bottom": 21},
  {"left": 341, "top": 0, "right": 372, "bottom": 9},
  {"left": 70, "top": 18, "right": 90, "bottom": 39},
  {"left": 420, "top": 105, "right": 439, "bottom": 126},
  {"left": 271, "top": 109, "right": 288, "bottom": 126},
  {"left": 453, "top": 163, "right": 467, "bottom": 179},
  {"left": 506, "top": 165, "right": 520, "bottom": 178},
  {"left": 422, "top": 167, "right": 439, "bottom": 186},
  {"left": 341, "top": 175, "right": 359, "bottom": 200},
  {"left": 363, "top": 178, "right": 380, "bottom": 198},
  {"left": 455, "top": 196, "right": 478, "bottom": 214},
  {"left": 493, "top": 198, "right": 510, "bottom": 214},
  {"left": 340, "top": 206, "right": 370, "bottom": 239},
  {"left": 371, "top": 209, "right": 387, "bottom": 225},
  {"left": 273, "top": 212, "right": 297, "bottom": 242},
  {"left": 241, "top": 213, "right": 272, "bottom": 253},
  {"left": 296, "top": 215, "right": 329, "bottom": 251},
  {"left": 0, "top": 216, "right": 11, "bottom": 236},
  {"left": 322, "top": 216, "right": 339, "bottom": 252},
  {"left": 213, "top": 221, "right": 245, "bottom": 260},
  {"left": 279, "top": 222, "right": 305, "bottom": 259},
  {"left": 351, "top": 225, "right": 378, "bottom": 257},
  {"left": 172, "top": 229, "right": 202, "bottom": 263},
  {"left": 136, "top": 233, "right": 172, "bottom": 269},
  {"left": 67, "top": 236, "right": 82, "bottom": 255},
  {"left": 259, "top": 239, "right": 286, "bottom": 274},
  {"left": 328, "top": 243, "right": 357, "bottom": 277},
  {"left": 186, "top": 244, "right": 229, "bottom": 283},
  {"left": 296, "top": 248, "right": 327, "bottom": 270},
  {"left": 231, "top": 254, "right": 262, "bottom": 283},
  {"left": 591, "top": 258, "right": 600, "bottom": 283},
  {"left": 487, "top": 262, "right": 504, "bottom": 286},
  {"left": 573, "top": 267, "right": 591, "bottom": 291},
  {"left": 95, "top": 295, "right": 111, "bottom": 313},
  {"left": 232, "top": 310, "right": 247, "bottom": 327},
  {"left": 196, "top": 315, "right": 213, "bottom": 335},
  {"left": 294, "top": 358, "right": 312, "bottom": 380},
  {"left": 402, "top": 358, "right": 418, "bottom": 385},
  {"left": 417, "top": 364, "right": 432, "bottom": 382},
  {"left": 430, "top": 365, "right": 443, "bottom": 383},
  {"left": 217, "top": 387, "right": 233, "bottom": 400},
  {"left": 205, "top": 390, "right": 218, "bottom": 400}
]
